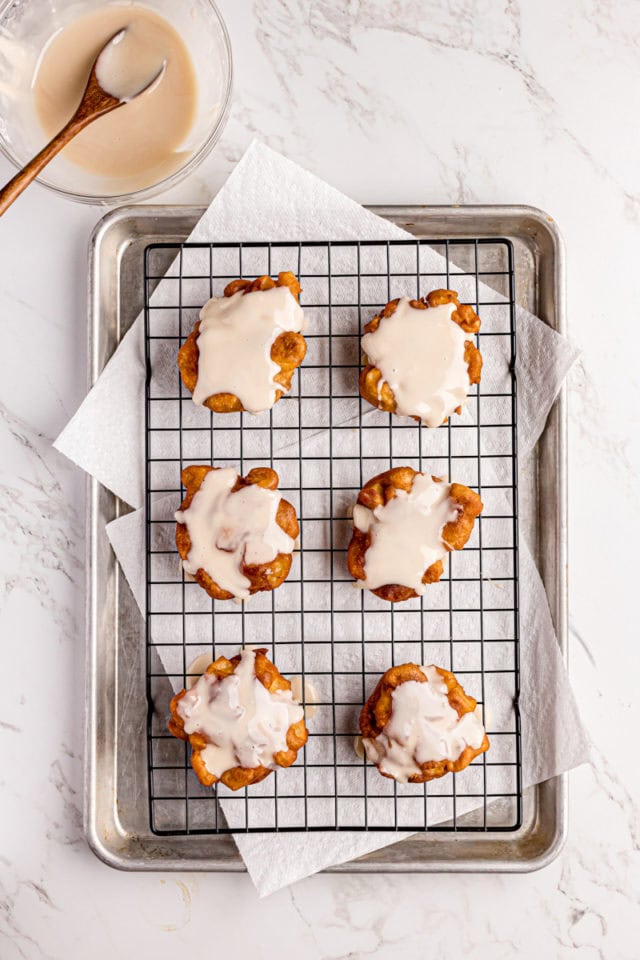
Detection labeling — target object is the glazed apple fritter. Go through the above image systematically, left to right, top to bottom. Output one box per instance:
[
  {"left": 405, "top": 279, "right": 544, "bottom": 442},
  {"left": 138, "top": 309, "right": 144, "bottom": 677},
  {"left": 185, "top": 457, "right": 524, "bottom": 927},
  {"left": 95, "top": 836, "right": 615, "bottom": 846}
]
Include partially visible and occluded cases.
[
  {"left": 177, "top": 271, "right": 306, "bottom": 413},
  {"left": 359, "top": 288, "right": 482, "bottom": 424},
  {"left": 176, "top": 464, "right": 299, "bottom": 601},
  {"left": 346, "top": 466, "right": 482, "bottom": 602},
  {"left": 169, "top": 648, "right": 309, "bottom": 790},
  {"left": 360, "top": 662, "right": 490, "bottom": 783}
]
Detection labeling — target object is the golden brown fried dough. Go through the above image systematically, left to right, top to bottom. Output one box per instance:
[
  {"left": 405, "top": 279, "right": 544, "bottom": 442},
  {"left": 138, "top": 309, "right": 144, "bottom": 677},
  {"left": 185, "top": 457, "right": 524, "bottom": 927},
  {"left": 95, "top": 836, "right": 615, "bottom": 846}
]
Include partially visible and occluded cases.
[
  {"left": 177, "top": 271, "right": 307, "bottom": 413},
  {"left": 359, "top": 289, "right": 482, "bottom": 424},
  {"left": 176, "top": 464, "right": 299, "bottom": 601},
  {"left": 346, "top": 466, "right": 482, "bottom": 602},
  {"left": 169, "top": 648, "right": 309, "bottom": 790},
  {"left": 360, "top": 662, "right": 490, "bottom": 783}
]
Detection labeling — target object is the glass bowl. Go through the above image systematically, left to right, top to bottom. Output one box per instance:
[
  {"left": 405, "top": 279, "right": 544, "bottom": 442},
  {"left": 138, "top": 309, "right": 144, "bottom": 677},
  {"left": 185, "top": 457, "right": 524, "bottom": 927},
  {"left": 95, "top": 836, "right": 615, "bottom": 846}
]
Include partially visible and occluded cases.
[{"left": 0, "top": 0, "right": 232, "bottom": 203}]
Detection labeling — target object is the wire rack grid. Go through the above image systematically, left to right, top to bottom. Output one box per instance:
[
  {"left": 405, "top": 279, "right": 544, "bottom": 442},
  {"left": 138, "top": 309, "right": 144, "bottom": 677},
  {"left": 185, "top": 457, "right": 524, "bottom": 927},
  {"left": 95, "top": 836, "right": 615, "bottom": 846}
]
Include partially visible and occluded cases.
[{"left": 144, "top": 237, "right": 521, "bottom": 835}]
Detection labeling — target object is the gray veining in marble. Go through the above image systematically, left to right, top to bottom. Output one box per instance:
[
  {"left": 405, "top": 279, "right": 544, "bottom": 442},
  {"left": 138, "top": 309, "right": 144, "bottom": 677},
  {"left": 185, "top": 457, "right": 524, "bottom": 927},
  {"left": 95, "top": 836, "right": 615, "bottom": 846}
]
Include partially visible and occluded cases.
[{"left": 0, "top": 0, "right": 639, "bottom": 956}]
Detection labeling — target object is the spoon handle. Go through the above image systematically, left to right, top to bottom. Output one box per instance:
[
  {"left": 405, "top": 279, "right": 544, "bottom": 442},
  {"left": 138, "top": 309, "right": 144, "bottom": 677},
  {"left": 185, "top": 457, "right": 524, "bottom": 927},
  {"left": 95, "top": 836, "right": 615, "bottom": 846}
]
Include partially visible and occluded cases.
[
  {"left": 0, "top": 78, "right": 121, "bottom": 217},
  {"left": 0, "top": 120, "right": 82, "bottom": 216}
]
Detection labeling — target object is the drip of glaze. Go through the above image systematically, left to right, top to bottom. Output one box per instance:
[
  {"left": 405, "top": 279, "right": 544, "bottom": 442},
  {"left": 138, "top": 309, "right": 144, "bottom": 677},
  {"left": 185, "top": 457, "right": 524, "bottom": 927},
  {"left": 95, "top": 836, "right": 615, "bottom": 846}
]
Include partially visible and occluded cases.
[
  {"left": 194, "top": 286, "right": 305, "bottom": 413},
  {"left": 362, "top": 298, "right": 471, "bottom": 427},
  {"left": 175, "top": 468, "right": 294, "bottom": 601},
  {"left": 353, "top": 473, "right": 459, "bottom": 595},
  {"left": 179, "top": 557, "right": 196, "bottom": 583},
  {"left": 176, "top": 648, "right": 304, "bottom": 778},
  {"left": 185, "top": 652, "right": 213, "bottom": 689},
  {"left": 362, "top": 665, "right": 486, "bottom": 783},
  {"left": 289, "top": 677, "right": 319, "bottom": 720},
  {"left": 475, "top": 702, "right": 491, "bottom": 727}
]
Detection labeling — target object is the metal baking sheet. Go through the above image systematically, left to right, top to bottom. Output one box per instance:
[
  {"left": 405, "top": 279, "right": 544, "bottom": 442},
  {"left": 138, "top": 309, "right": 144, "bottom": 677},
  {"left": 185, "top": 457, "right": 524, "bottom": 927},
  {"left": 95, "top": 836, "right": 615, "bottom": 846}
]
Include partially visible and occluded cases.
[{"left": 85, "top": 204, "right": 567, "bottom": 871}]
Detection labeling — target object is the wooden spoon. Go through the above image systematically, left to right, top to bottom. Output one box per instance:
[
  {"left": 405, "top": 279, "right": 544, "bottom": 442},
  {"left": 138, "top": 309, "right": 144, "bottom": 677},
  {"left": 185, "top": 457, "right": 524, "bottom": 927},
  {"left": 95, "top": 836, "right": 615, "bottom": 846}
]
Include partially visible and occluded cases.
[{"left": 0, "top": 28, "right": 166, "bottom": 215}]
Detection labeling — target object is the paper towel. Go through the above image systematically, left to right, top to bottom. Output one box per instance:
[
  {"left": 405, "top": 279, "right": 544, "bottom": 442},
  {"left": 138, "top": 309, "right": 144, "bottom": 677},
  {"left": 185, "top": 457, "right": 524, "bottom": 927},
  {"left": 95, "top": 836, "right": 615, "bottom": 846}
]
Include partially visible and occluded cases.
[{"left": 57, "top": 142, "right": 589, "bottom": 895}]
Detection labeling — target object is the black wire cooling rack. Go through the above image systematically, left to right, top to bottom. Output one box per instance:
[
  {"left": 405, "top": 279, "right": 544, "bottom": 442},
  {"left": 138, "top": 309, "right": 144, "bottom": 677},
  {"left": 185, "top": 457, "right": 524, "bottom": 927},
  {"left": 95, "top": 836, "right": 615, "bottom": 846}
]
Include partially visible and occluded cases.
[{"left": 144, "top": 238, "right": 521, "bottom": 835}]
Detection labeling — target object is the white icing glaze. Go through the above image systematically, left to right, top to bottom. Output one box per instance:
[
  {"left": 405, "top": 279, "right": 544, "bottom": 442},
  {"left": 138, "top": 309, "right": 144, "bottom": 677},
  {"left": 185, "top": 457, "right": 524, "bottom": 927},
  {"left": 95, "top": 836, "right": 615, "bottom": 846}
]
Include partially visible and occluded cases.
[
  {"left": 193, "top": 285, "right": 305, "bottom": 413},
  {"left": 362, "top": 297, "right": 471, "bottom": 427},
  {"left": 175, "top": 467, "right": 294, "bottom": 601},
  {"left": 353, "top": 473, "right": 459, "bottom": 595},
  {"left": 176, "top": 648, "right": 304, "bottom": 779},
  {"left": 363, "top": 665, "right": 486, "bottom": 783}
]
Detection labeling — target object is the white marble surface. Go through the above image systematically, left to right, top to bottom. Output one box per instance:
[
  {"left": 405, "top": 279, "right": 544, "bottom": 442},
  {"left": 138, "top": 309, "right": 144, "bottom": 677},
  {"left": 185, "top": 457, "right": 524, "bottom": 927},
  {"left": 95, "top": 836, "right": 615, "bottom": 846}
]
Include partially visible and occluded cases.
[{"left": 0, "top": 0, "right": 638, "bottom": 956}]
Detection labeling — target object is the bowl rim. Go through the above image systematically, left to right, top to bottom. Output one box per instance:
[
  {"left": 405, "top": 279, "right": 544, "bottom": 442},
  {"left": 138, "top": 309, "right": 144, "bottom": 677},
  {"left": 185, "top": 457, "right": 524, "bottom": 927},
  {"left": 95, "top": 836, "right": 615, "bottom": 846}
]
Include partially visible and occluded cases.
[{"left": 0, "top": 0, "right": 233, "bottom": 204}]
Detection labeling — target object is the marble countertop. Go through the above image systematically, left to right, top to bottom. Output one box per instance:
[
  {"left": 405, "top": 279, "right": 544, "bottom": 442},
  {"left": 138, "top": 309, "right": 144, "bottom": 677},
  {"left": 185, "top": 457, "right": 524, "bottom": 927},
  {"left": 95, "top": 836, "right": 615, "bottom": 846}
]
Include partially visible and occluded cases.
[{"left": 1, "top": 1, "right": 638, "bottom": 956}]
